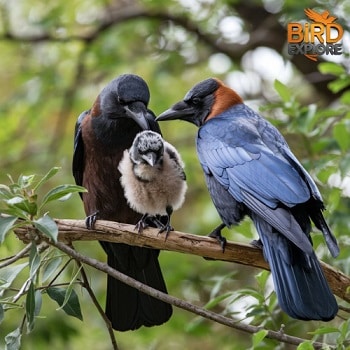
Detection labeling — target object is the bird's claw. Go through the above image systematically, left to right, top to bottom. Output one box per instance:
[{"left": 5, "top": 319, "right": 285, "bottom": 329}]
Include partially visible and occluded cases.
[
  {"left": 85, "top": 211, "right": 99, "bottom": 230},
  {"left": 135, "top": 214, "right": 168, "bottom": 234},
  {"left": 135, "top": 220, "right": 149, "bottom": 234},
  {"left": 208, "top": 223, "right": 227, "bottom": 253},
  {"left": 158, "top": 224, "right": 174, "bottom": 240},
  {"left": 250, "top": 239, "right": 263, "bottom": 249}
]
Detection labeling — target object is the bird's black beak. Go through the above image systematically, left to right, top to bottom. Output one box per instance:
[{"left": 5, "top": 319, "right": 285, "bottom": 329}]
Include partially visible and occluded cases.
[
  {"left": 157, "top": 101, "right": 196, "bottom": 124},
  {"left": 124, "top": 102, "right": 149, "bottom": 130}
]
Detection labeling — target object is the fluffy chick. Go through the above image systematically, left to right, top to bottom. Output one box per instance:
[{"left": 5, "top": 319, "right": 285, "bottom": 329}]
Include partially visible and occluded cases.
[{"left": 119, "top": 130, "right": 187, "bottom": 236}]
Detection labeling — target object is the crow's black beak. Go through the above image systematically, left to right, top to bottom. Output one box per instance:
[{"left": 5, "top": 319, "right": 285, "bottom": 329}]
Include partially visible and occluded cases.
[
  {"left": 124, "top": 101, "right": 149, "bottom": 130},
  {"left": 157, "top": 101, "right": 195, "bottom": 122}
]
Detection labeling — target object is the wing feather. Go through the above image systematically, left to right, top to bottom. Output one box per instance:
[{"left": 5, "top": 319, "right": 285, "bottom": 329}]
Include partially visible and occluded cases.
[
  {"left": 197, "top": 105, "right": 314, "bottom": 253},
  {"left": 72, "top": 110, "right": 89, "bottom": 189}
]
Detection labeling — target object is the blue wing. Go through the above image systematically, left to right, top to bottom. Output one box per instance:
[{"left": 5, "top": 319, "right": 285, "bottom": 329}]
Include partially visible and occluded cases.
[{"left": 197, "top": 104, "right": 316, "bottom": 253}]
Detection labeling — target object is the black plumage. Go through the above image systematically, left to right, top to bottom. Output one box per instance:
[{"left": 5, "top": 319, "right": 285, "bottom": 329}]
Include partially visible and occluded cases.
[
  {"left": 73, "top": 74, "right": 172, "bottom": 331},
  {"left": 157, "top": 77, "right": 339, "bottom": 321}
]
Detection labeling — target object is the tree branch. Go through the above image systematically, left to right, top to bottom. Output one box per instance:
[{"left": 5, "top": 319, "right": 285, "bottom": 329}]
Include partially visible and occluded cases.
[
  {"left": 13, "top": 219, "right": 350, "bottom": 304},
  {"left": 51, "top": 239, "right": 328, "bottom": 349}
]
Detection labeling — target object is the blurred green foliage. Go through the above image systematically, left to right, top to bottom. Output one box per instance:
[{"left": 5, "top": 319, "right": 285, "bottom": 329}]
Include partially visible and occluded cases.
[{"left": 0, "top": 0, "right": 349, "bottom": 349}]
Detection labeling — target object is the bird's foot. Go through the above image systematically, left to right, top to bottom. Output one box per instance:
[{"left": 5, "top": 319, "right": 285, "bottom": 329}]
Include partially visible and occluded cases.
[
  {"left": 158, "top": 207, "right": 174, "bottom": 240},
  {"left": 85, "top": 211, "right": 99, "bottom": 230},
  {"left": 135, "top": 213, "right": 150, "bottom": 234},
  {"left": 135, "top": 220, "right": 148, "bottom": 234},
  {"left": 158, "top": 223, "right": 174, "bottom": 241},
  {"left": 208, "top": 223, "right": 227, "bottom": 253},
  {"left": 250, "top": 239, "right": 263, "bottom": 249}
]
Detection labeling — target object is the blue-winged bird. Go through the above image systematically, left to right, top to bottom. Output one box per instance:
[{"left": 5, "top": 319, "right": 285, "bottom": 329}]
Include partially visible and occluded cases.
[
  {"left": 72, "top": 74, "right": 172, "bottom": 331},
  {"left": 157, "top": 77, "right": 339, "bottom": 321},
  {"left": 119, "top": 130, "right": 187, "bottom": 236}
]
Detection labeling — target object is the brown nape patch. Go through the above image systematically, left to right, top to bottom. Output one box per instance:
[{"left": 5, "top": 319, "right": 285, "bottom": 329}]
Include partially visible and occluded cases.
[
  {"left": 205, "top": 81, "right": 243, "bottom": 122},
  {"left": 90, "top": 95, "right": 101, "bottom": 118}
]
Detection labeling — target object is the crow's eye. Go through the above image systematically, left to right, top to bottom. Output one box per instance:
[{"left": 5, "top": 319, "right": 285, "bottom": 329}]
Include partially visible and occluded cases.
[
  {"left": 118, "top": 96, "right": 127, "bottom": 105},
  {"left": 192, "top": 97, "right": 201, "bottom": 105}
]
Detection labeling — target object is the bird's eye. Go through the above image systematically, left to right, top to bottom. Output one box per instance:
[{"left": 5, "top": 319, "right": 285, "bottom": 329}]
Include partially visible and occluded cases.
[
  {"left": 118, "top": 96, "right": 127, "bottom": 105},
  {"left": 192, "top": 97, "right": 201, "bottom": 105}
]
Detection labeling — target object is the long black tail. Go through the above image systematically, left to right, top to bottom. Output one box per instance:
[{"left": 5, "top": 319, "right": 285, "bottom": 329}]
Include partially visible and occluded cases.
[
  {"left": 253, "top": 216, "right": 338, "bottom": 321},
  {"left": 101, "top": 242, "right": 172, "bottom": 331}
]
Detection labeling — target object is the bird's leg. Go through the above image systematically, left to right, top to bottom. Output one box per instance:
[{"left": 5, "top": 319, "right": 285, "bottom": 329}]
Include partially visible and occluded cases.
[
  {"left": 158, "top": 206, "right": 174, "bottom": 240},
  {"left": 85, "top": 211, "right": 99, "bottom": 230},
  {"left": 135, "top": 213, "right": 150, "bottom": 234},
  {"left": 148, "top": 215, "right": 165, "bottom": 229},
  {"left": 208, "top": 223, "right": 227, "bottom": 252},
  {"left": 250, "top": 239, "right": 263, "bottom": 249}
]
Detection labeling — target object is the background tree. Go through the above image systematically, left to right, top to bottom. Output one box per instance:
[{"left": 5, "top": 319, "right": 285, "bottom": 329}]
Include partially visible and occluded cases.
[{"left": 0, "top": 0, "right": 349, "bottom": 349}]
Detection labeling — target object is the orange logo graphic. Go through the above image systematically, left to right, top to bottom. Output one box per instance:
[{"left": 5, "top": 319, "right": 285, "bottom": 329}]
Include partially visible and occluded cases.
[{"left": 287, "top": 8, "right": 343, "bottom": 61}]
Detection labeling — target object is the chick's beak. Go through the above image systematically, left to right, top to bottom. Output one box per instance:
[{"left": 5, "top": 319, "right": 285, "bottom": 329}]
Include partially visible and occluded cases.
[{"left": 142, "top": 152, "right": 157, "bottom": 167}]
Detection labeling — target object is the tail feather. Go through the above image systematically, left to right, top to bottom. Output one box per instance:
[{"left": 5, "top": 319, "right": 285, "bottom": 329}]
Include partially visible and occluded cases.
[
  {"left": 311, "top": 211, "right": 339, "bottom": 258},
  {"left": 254, "top": 216, "right": 338, "bottom": 321},
  {"left": 102, "top": 242, "right": 172, "bottom": 331}
]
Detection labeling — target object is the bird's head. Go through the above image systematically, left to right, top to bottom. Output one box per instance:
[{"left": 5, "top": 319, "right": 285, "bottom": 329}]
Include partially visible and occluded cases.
[
  {"left": 91, "top": 74, "right": 151, "bottom": 130},
  {"left": 157, "top": 78, "right": 243, "bottom": 127},
  {"left": 130, "top": 130, "right": 164, "bottom": 167}
]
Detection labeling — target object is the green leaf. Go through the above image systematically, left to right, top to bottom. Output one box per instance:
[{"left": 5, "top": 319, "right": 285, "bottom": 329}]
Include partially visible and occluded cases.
[
  {"left": 318, "top": 62, "right": 346, "bottom": 76},
  {"left": 328, "top": 78, "right": 350, "bottom": 93},
  {"left": 274, "top": 80, "right": 291, "bottom": 103},
  {"left": 340, "top": 90, "right": 350, "bottom": 105},
  {"left": 333, "top": 121, "right": 350, "bottom": 152},
  {"left": 33, "top": 167, "right": 61, "bottom": 191},
  {"left": 18, "top": 174, "right": 36, "bottom": 189},
  {"left": 41, "top": 184, "right": 87, "bottom": 208},
  {"left": 0, "top": 185, "right": 13, "bottom": 200},
  {"left": 6, "top": 197, "right": 37, "bottom": 216},
  {"left": 0, "top": 207, "right": 28, "bottom": 220},
  {"left": 33, "top": 214, "right": 58, "bottom": 242},
  {"left": 0, "top": 216, "right": 18, "bottom": 243},
  {"left": 29, "top": 244, "right": 41, "bottom": 281},
  {"left": 42, "top": 256, "right": 63, "bottom": 282},
  {"left": 0, "top": 263, "right": 28, "bottom": 297},
  {"left": 60, "top": 265, "right": 82, "bottom": 311},
  {"left": 255, "top": 270, "right": 270, "bottom": 290},
  {"left": 25, "top": 282, "right": 36, "bottom": 333},
  {"left": 47, "top": 287, "right": 83, "bottom": 321},
  {"left": 237, "top": 289, "right": 265, "bottom": 303},
  {"left": 34, "top": 290, "right": 42, "bottom": 316},
  {"left": 204, "top": 292, "right": 232, "bottom": 309},
  {"left": 0, "top": 303, "right": 4, "bottom": 324},
  {"left": 5, "top": 327, "right": 22, "bottom": 350},
  {"left": 308, "top": 327, "right": 340, "bottom": 335},
  {"left": 252, "top": 329, "right": 268, "bottom": 348},
  {"left": 297, "top": 341, "right": 315, "bottom": 350}
]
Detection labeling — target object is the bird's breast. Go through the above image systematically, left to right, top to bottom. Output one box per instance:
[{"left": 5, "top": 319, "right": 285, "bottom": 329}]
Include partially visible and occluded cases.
[{"left": 81, "top": 118, "right": 141, "bottom": 223}]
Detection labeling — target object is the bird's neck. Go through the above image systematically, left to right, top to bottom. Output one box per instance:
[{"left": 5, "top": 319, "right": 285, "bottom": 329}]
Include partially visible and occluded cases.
[
  {"left": 205, "top": 83, "right": 243, "bottom": 122},
  {"left": 91, "top": 117, "right": 143, "bottom": 149},
  {"left": 133, "top": 163, "right": 161, "bottom": 182}
]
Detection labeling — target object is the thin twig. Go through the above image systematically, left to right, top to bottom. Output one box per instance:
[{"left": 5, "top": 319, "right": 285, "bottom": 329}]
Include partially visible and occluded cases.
[
  {"left": 50, "top": 240, "right": 331, "bottom": 349},
  {"left": 0, "top": 243, "right": 32, "bottom": 268},
  {"left": 70, "top": 243, "right": 119, "bottom": 350},
  {"left": 47, "top": 257, "right": 74, "bottom": 288}
]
